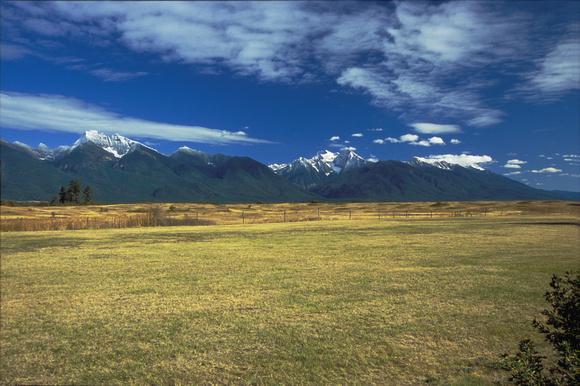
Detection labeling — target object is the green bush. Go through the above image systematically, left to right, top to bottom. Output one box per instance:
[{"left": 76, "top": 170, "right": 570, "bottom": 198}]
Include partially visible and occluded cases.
[{"left": 501, "top": 272, "right": 579, "bottom": 385}]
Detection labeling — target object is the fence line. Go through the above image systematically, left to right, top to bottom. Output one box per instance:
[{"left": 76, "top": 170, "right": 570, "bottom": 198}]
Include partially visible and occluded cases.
[{"left": 1, "top": 206, "right": 577, "bottom": 232}]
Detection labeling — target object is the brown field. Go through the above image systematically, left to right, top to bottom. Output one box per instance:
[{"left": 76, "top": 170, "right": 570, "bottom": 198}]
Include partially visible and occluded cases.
[{"left": 1, "top": 200, "right": 579, "bottom": 232}]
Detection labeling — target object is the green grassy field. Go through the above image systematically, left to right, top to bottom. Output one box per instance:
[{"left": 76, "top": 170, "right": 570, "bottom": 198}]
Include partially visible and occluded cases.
[{"left": 1, "top": 216, "right": 579, "bottom": 384}]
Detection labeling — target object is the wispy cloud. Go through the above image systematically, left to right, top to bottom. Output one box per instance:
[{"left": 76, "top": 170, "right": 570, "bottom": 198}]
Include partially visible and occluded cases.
[
  {"left": 3, "top": 1, "right": 578, "bottom": 128},
  {"left": 515, "top": 31, "right": 580, "bottom": 101},
  {"left": 0, "top": 42, "right": 34, "bottom": 60},
  {"left": 88, "top": 68, "right": 148, "bottom": 82},
  {"left": 0, "top": 92, "right": 272, "bottom": 145},
  {"left": 409, "top": 123, "right": 461, "bottom": 135}
]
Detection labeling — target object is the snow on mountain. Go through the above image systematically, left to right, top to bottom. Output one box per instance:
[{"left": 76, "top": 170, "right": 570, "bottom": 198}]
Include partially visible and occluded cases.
[
  {"left": 71, "top": 130, "right": 146, "bottom": 158},
  {"left": 12, "top": 141, "right": 71, "bottom": 161},
  {"left": 269, "top": 149, "right": 375, "bottom": 188},
  {"left": 271, "top": 149, "right": 374, "bottom": 175},
  {"left": 407, "top": 156, "right": 488, "bottom": 171}
]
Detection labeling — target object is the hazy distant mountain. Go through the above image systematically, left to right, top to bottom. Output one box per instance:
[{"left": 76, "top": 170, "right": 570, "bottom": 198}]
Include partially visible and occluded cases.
[
  {"left": 1, "top": 132, "right": 575, "bottom": 203},
  {"left": 269, "top": 149, "right": 374, "bottom": 188}
]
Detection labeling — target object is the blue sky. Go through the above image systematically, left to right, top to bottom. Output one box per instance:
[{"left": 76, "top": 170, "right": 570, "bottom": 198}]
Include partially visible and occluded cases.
[{"left": 1, "top": 1, "right": 579, "bottom": 192}]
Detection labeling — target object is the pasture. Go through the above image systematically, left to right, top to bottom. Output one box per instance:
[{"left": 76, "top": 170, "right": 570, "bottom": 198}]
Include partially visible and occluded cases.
[
  {"left": 1, "top": 200, "right": 578, "bottom": 231},
  {"left": 1, "top": 212, "right": 579, "bottom": 384}
]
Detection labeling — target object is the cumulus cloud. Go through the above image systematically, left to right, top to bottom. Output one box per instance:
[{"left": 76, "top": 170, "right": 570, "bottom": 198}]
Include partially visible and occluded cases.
[
  {"left": 0, "top": 92, "right": 272, "bottom": 145},
  {"left": 409, "top": 123, "right": 461, "bottom": 134},
  {"left": 351, "top": 133, "right": 363, "bottom": 137},
  {"left": 379, "top": 134, "right": 444, "bottom": 147},
  {"left": 400, "top": 134, "right": 419, "bottom": 143},
  {"left": 329, "top": 136, "right": 340, "bottom": 141},
  {"left": 428, "top": 137, "right": 445, "bottom": 145},
  {"left": 450, "top": 139, "right": 461, "bottom": 144},
  {"left": 503, "top": 159, "right": 527, "bottom": 169},
  {"left": 531, "top": 167, "right": 563, "bottom": 173}
]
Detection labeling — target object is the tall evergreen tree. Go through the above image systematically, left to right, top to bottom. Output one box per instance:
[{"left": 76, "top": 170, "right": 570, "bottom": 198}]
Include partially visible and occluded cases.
[
  {"left": 67, "top": 180, "right": 82, "bottom": 204},
  {"left": 59, "top": 186, "right": 68, "bottom": 204},
  {"left": 83, "top": 186, "right": 93, "bottom": 204}
]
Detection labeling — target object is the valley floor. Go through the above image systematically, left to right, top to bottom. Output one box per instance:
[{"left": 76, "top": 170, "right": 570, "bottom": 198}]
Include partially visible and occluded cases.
[
  {"left": 2, "top": 200, "right": 578, "bottom": 231},
  {"left": 1, "top": 215, "right": 579, "bottom": 384}
]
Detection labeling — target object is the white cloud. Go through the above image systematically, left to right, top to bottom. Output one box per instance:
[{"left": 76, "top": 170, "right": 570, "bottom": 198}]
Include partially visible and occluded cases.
[
  {"left": 5, "top": 1, "right": 578, "bottom": 128},
  {"left": 522, "top": 39, "right": 580, "bottom": 100},
  {"left": 0, "top": 92, "right": 272, "bottom": 145},
  {"left": 409, "top": 123, "right": 461, "bottom": 134},
  {"left": 351, "top": 133, "right": 363, "bottom": 137},
  {"left": 378, "top": 134, "right": 445, "bottom": 147},
  {"left": 400, "top": 134, "right": 419, "bottom": 143},
  {"left": 329, "top": 136, "right": 340, "bottom": 141},
  {"left": 428, "top": 136, "right": 445, "bottom": 145},
  {"left": 450, "top": 139, "right": 461, "bottom": 144},
  {"left": 563, "top": 154, "right": 580, "bottom": 163},
  {"left": 503, "top": 159, "right": 527, "bottom": 169},
  {"left": 531, "top": 167, "right": 563, "bottom": 173},
  {"left": 504, "top": 171, "right": 522, "bottom": 176}
]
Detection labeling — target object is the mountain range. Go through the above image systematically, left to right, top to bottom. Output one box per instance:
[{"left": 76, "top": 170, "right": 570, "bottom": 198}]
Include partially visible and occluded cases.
[{"left": 1, "top": 131, "right": 577, "bottom": 203}]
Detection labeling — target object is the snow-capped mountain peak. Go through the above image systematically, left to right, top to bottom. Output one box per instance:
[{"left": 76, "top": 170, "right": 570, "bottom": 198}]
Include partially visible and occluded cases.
[
  {"left": 71, "top": 130, "right": 145, "bottom": 158},
  {"left": 12, "top": 141, "right": 71, "bottom": 161},
  {"left": 334, "top": 148, "right": 370, "bottom": 172},
  {"left": 268, "top": 149, "right": 374, "bottom": 188},
  {"left": 407, "top": 156, "right": 486, "bottom": 171}
]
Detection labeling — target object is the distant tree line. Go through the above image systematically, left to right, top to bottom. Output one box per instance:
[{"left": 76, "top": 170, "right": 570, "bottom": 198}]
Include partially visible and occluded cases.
[{"left": 50, "top": 180, "right": 94, "bottom": 205}]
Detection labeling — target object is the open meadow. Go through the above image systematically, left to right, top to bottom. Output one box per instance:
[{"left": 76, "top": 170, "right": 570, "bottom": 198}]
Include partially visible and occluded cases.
[
  {"left": 1, "top": 200, "right": 578, "bottom": 231},
  {"left": 1, "top": 206, "right": 579, "bottom": 384}
]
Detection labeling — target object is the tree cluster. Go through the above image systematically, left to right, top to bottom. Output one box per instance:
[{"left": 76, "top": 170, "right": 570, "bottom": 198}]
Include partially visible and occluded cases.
[{"left": 52, "top": 180, "right": 94, "bottom": 205}]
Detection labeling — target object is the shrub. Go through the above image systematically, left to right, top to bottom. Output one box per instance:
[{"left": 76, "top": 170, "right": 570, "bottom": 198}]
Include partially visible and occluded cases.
[{"left": 501, "top": 271, "right": 579, "bottom": 385}]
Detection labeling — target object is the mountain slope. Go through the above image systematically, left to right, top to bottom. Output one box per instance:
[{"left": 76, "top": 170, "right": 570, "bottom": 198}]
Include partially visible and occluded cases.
[
  {"left": 1, "top": 132, "right": 574, "bottom": 203},
  {"left": 1, "top": 135, "right": 319, "bottom": 203},
  {"left": 0, "top": 140, "right": 71, "bottom": 200},
  {"left": 270, "top": 149, "right": 374, "bottom": 188},
  {"left": 311, "top": 160, "right": 568, "bottom": 202}
]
